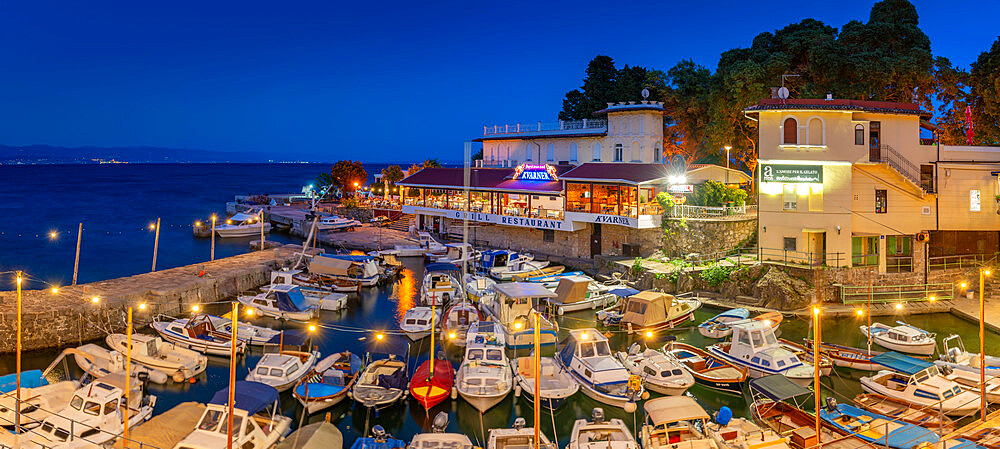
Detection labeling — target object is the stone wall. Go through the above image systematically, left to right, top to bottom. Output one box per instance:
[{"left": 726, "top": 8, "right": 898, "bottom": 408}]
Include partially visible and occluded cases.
[
  {"left": 659, "top": 217, "right": 757, "bottom": 258},
  {"left": 452, "top": 219, "right": 664, "bottom": 260}
]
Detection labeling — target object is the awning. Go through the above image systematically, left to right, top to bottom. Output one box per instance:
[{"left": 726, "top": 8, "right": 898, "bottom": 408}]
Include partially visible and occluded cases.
[
  {"left": 310, "top": 257, "right": 354, "bottom": 276},
  {"left": 425, "top": 262, "right": 461, "bottom": 273},
  {"left": 493, "top": 282, "right": 558, "bottom": 299},
  {"left": 608, "top": 287, "right": 640, "bottom": 297},
  {"left": 871, "top": 352, "right": 933, "bottom": 375},
  {"left": 749, "top": 374, "right": 812, "bottom": 402},
  {"left": 209, "top": 381, "right": 279, "bottom": 415},
  {"left": 644, "top": 396, "right": 709, "bottom": 424},
  {"left": 275, "top": 422, "right": 343, "bottom": 449}
]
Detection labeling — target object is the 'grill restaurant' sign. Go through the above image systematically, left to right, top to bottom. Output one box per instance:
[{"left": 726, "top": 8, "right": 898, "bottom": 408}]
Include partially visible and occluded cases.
[{"left": 760, "top": 164, "right": 823, "bottom": 183}]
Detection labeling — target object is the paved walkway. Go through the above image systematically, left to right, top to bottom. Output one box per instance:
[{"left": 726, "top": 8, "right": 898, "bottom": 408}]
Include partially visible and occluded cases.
[
  {"left": 316, "top": 224, "right": 417, "bottom": 252},
  {"left": 950, "top": 294, "right": 1000, "bottom": 333}
]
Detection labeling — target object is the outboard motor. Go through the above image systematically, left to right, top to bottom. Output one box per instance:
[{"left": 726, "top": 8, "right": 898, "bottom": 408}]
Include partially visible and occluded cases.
[
  {"left": 628, "top": 343, "right": 641, "bottom": 356},
  {"left": 137, "top": 371, "right": 150, "bottom": 406},
  {"left": 825, "top": 397, "right": 839, "bottom": 413},
  {"left": 714, "top": 406, "right": 733, "bottom": 427},
  {"left": 591, "top": 408, "right": 605, "bottom": 424},
  {"left": 432, "top": 412, "right": 449, "bottom": 433},
  {"left": 513, "top": 417, "right": 526, "bottom": 430},
  {"left": 372, "top": 425, "right": 388, "bottom": 442}
]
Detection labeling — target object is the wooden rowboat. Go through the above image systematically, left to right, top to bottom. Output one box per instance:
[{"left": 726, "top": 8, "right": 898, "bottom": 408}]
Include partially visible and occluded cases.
[
  {"left": 511, "top": 265, "right": 565, "bottom": 281},
  {"left": 778, "top": 339, "right": 834, "bottom": 375},
  {"left": 803, "top": 339, "right": 884, "bottom": 370},
  {"left": 663, "top": 341, "right": 747, "bottom": 395},
  {"left": 852, "top": 393, "right": 955, "bottom": 432}
]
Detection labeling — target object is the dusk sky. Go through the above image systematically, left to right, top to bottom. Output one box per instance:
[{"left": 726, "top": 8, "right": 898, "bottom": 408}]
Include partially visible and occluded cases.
[{"left": 0, "top": 1, "right": 996, "bottom": 162}]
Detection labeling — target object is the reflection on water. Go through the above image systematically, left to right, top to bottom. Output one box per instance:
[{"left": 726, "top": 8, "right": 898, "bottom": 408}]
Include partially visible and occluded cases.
[{"left": 3, "top": 256, "right": 999, "bottom": 447}]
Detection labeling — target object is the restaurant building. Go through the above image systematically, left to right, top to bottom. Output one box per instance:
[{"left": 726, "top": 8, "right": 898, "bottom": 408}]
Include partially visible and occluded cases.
[{"left": 747, "top": 97, "right": 1000, "bottom": 272}]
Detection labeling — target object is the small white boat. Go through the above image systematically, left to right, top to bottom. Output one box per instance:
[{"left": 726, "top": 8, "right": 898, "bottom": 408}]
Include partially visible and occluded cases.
[
  {"left": 215, "top": 210, "right": 271, "bottom": 238},
  {"left": 316, "top": 215, "right": 361, "bottom": 231},
  {"left": 392, "top": 232, "right": 446, "bottom": 257},
  {"left": 429, "top": 243, "right": 478, "bottom": 265},
  {"left": 309, "top": 254, "right": 381, "bottom": 286},
  {"left": 490, "top": 258, "right": 550, "bottom": 281},
  {"left": 421, "top": 263, "right": 464, "bottom": 306},
  {"left": 277, "top": 268, "right": 364, "bottom": 294},
  {"left": 464, "top": 274, "right": 496, "bottom": 302},
  {"left": 548, "top": 275, "right": 618, "bottom": 315},
  {"left": 258, "top": 280, "right": 348, "bottom": 311},
  {"left": 478, "top": 282, "right": 559, "bottom": 349},
  {"left": 237, "top": 284, "right": 320, "bottom": 321},
  {"left": 600, "top": 290, "right": 700, "bottom": 333},
  {"left": 440, "top": 301, "right": 481, "bottom": 346},
  {"left": 400, "top": 306, "right": 440, "bottom": 341},
  {"left": 698, "top": 308, "right": 750, "bottom": 339},
  {"left": 151, "top": 314, "right": 248, "bottom": 356},
  {"left": 706, "top": 321, "right": 813, "bottom": 386},
  {"left": 861, "top": 321, "right": 936, "bottom": 356},
  {"left": 456, "top": 324, "right": 512, "bottom": 413},
  {"left": 558, "top": 328, "right": 643, "bottom": 411},
  {"left": 246, "top": 332, "right": 320, "bottom": 392},
  {"left": 105, "top": 333, "right": 207, "bottom": 382},
  {"left": 936, "top": 334, "right": 1000, "bottom": 375},
  {"left": 65, "top": 344, "right": 169, "bottom": 384},
  {"left": 616, "top": 344, "right": 694, "bottom": 396},
  {"left": 293, "top": 351, "right": 363, "bottom": 414},
  {"left": 861, "top": 352, "right": 980, "bottom": 416},
  {"left": 352, "top": 353, "right": 409, "bottom": 409},
  {"left": 511, "top": 355, "right": 578, "bottom": 409},
  {"left": 0, "top": 370, "right": 78, "bottom": 427},
  {"left": 15, "top": 374, "right": 155, "bottom": 448},
  {"left": 173, "top": 381, "right": 292, "bottom": 449},
  {"left": 639, "top": 396, "right": 720, "bottom": 449},
  {"left": 705, "top": 406, "right": 790, "bottom": 449},
  {"left": 568, "top": 407, "right": 639, "bottom": 449},
  {"left": 410, "top": 412, "right": 474, "bottom": 449},
  {"left": 488, "top": 418, "right": 556, "bottom": 449},
  {"left": 275, "top": 420, "right": 343, "bottom": 449}
]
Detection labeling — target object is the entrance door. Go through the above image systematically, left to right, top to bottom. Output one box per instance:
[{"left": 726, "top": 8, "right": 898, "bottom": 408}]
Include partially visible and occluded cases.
[
  {"left": 869, "top": 121, "right": 881, "bottom": 161},
  {"left": 590, "top": 223, "right": 602, "bottom": 258},
  {"left": 807, "top": 232, "right": 827, "bottom": 266}
]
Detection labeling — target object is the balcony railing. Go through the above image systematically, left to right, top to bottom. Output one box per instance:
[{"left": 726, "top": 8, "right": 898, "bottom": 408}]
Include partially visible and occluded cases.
[
  {"left": 483, "top": 119, "right": 607, "bottom": 136},
  {"left": 668, "top": 204, "right": 757, "bottom": 220},
  {"left": 928, "top": 252, "right": 999, "bottom": 271},
  {"left": 839, "top": 283, "right": 953, "bottom": 304}
]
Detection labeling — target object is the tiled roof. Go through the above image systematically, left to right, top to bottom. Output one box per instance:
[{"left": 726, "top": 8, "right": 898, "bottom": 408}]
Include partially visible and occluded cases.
[
  {"left": 745, "top": 98, "right": 931, "bottom": 117},
  {"left": 560, "top": 163, "right": 670, "bottom": 184},
  {"left": 397, "top": 165, "right": 574, "bottom": 193}
]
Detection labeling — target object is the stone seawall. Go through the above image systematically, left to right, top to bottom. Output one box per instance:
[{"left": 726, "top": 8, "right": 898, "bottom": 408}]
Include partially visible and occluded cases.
[
  {"left": 660, "top": 217, "right": 757, "bottom": 258},
  {"left": 0, "top": 246, "right": 299, "bottom": 354}
]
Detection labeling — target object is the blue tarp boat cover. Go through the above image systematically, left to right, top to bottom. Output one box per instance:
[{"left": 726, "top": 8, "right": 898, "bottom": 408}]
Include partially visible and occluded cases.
[
  {"left": 322, "top": 254, "right": 373, "bottom": 262},
  {"left": 424, "top": 262, "right": 460, "bottom": 273},
  {"left": 608, "top": 287, "right": 640, "bottom": 298},
  {"left": 273, "top": 289, "right": 311, "bottom": 312},
  {"left": 265, "top": 330, "right": 310, "bottom": 347},
  {"left": 871, "top": 352, "right": 933, "bottom": 375},
  {"left": 376, "top": 368, "right": 407, "bottom": 390},
  {"left": 0, "top": 370, "right": 47, "bottom": 393},
  {"left": 749, "top": 374, "right": 811, "bottom": 402},
  {"left": 209, "top": 381, "right": 279, "bottom": 415},
  {"left": 820, "top": 403, "right": 939, "bottom": 449},
  {"left": 350, "top": 437, "right": 407, "bottom": 449}
]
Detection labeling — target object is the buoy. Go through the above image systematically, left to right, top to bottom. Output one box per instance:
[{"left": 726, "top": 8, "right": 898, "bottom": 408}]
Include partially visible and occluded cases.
[
  {"left": 198, "top": 270, "right": 206, "bottom": 277},
  {"left": 557, "top": 307, "right": 565, "bottom": 316},
  {"left": 172, "top": 372, "right": 186, "bottom": 383},
  {"left": 189, "top": 377, "right": 197, "bottom": 384},
  {"left": 514, "top": 385, "right": 521, "bottom": 397},
  {"left": 451, "top": 387, "right": 458, "bottom": 400},
  {"left": 641, "top": 391, "right": 650, "bottom": 400},
  {"left": 624, "top": 401, "right": 637, "bottom": 413}
]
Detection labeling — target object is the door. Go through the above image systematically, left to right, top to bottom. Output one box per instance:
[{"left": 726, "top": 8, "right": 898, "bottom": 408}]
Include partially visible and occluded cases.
[
  {"left": 869, "top": 121, "right": 881, "bottom": 161},
  {"left": 590, "top": 223, "right": 602, "bottom": 258},
  {"left": 807, "top": 232, "right": 827, "bottom": 266}
]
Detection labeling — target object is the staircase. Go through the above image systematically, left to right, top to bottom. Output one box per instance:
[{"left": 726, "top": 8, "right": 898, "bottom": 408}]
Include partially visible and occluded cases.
[
  {"left": 872, "top": 144, "right": 927, "bottom": 195},
  {"left": 387, "top": 217, "right": 411, "bottom": 232}
]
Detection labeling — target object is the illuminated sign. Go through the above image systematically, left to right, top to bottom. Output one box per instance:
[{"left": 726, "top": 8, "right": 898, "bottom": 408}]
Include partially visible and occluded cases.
[
  {"left": 513, "top": 164, "right": 558, "bottom": 181},
  {"left": 760, "top": 164, "right": 823, "bottom": 183},
  {"left": 668, "top": 184, "right": 693, "bottom": 193},
  {"left": 450, "top": 210, "right": 566, "bottom": 229}
]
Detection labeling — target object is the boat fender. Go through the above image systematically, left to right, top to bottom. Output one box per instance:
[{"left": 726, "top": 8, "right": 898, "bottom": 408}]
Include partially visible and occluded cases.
[
  {"left": 558, "top": 307, "right": 564, "bottom": 316},
  {"left": 627, "top": 323, "right": 633, "bottom": 335},
  {"left": 172, "top": 371, "right": 186, "bottom": 383},
  {"left": 513, "top": 385, "right": 521, "bottom": 397},
  {"left": 451, "top": 387, "right": 458, "bottom": 400},
  {"left": 641, "top": 391, "right": 650, "bottom": 400},
  {"left": 825, "top": 397, "right": 838, "bottom": 413},
  {"left": 623, "top": 401, "right": 637, "bottom": 413},
  {"left": 714, "top": 406, "right": 733, "bottom": 426}
]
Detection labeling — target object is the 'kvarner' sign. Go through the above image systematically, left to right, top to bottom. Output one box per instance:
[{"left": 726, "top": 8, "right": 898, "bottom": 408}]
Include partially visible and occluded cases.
[
  {"left": 760, "top": 164, "right": 823, "bottom": 183},
  {"left": 451, "top": 211, "right": 567, "bottom": 230}
]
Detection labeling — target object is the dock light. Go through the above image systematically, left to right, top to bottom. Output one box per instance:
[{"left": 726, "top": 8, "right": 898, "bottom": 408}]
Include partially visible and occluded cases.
[
  {"left": 354, "top": 182, "right": 359, "bottom": 187},
  {"left": 211, "top": 214, "right": 217, "bottom": 221},
  {"left": 227, "top": 220, "right": 232, "bottom": 225},
  {"left": 195, "top": 221, "right": 202, "bottom": 226},
  {"left": 148, "top": 223, "right": 156, "bottom": 230},
  {"left": 49, "top": 231, "right": 58, "bottom": 239},
  {"left": 986, "top": 269, "right": 993, "bottom": 276},
  {"left": 961, "top": 282, "right": 968, "bottom": 289},
  {"left": 51, "top": 287, "right": 59, "bottom": 294},
  {"left": 91, "top": 296, "right": 100, "bottom": 304},
  {"left": 929, "top": 296, "right": 936, "bottom": 302},
  {"left": 138, "top": 303, "right": 147, "bottom": 311},
  {"left": 895, "top": 303, "right": 903, "bottom": 310},
  {"left": 191, "top": 305, "right": 200, "bottom": 312},
  {"left": 812, "top": 307, "right": 820, "bottom": 316},
  {"left": 245, "top": 308, "right": 255, "bottom": 316},
  {"left": 856, "top": 308, "right": 864, "bottom": 316},
  {"left": 763, "top": 319, "right": 772, "bottom": 326},
  {"left": 513, "top": 321, "right": 523, "bottom": 330},
  {"left": 308, "top": 324, "right": 317, "bottom": 333},
  {"left": 645, "top": 331, "right": 654, "bottom": 339},
  {"left": 449, "top": 332, "right": 457, "bottom": 340},
  {"left": 581, "top": 332, "right": 589, "bottom": 340},
  {"left": 376, "top": 333, "right": 384, "bottom": 341}
]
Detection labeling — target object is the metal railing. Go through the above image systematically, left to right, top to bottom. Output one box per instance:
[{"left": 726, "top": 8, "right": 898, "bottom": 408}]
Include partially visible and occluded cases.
[
  {"left": 482, "top": 118, "right": 607, "bottom": 135},
  {"left": 874, "top": 144, "right": 924, "bottom": 190},
  {"left": 668, "top": 204, "right": 757, "bottom": 219},
  {"left": 758, "top": 247, "right": 845, "bottom": 267},
  {"left": 928, "top": 252, "right": 999, "bottom": 271},
  {"left": 885, "top": 255, "right": 914, "bottom": 273},
  {"left": 840, "top": 282, "right": 953, "bottom": 303}
]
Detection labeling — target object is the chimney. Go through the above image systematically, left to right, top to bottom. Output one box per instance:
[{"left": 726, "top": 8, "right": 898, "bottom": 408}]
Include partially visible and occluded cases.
[
  {"left": 770, "top": 87, "right": 779, "bottom": 99},
  {"left": 825, "top": 92, "right": 833, "bottom": 101}
]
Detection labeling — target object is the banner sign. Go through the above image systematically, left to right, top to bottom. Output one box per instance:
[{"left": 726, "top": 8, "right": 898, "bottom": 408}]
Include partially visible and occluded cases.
[
  {"left": 513, "top": 163, "right": 558, "bottom": 181},
  {"left": 760, "top": 164, "right": 823, "bottom": 183},
  {"left": 668, "top": 184, "right": 693, "bottom": 193}
]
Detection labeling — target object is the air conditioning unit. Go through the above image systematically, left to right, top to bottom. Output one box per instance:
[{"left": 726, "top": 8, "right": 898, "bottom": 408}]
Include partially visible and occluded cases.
[{"left": 916, "top": 232, "right": 930, "bottom": 243}]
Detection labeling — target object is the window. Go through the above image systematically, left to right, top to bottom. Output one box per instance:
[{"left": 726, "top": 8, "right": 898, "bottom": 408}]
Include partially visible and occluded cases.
[
  {"left": 783, "top": 118, "right": 797, "bottom": 144},
  {"left": 808, "top": 118, "right": 823, "bottom": 145},
  {"left": 855, "top": 124, "right": 865, "bottom": 145},
  {"left": 630, "top": 141, "right": 640, "bottom": 161},
  {"left": 546, "top": 143, "right": 555, "bottom": 161},
  {"left": 569, "top": 143, "right": 578, "bottom": 162},
  {"left": 592, "top": 143, "right": 602, "bottom": 161},
  {"left": 614, "top": 143, "right": 623, "bottom": 161},
  {"left": 526, "top": 144, "right": 532, "bottom": 161},
  {"left": 654, "top": 144, "right": 661, "bottom": 162},
  {"left": 920, "top": 165, "right": 934, "bottom": 192},
  {"left": 783, "top": 185, "right": 797, "bottom": 210},
  {"left": 809, "top": 185, "right": 823, "bottom": 211},
  {"left": 875, "top": 189, "right": 887, "bottom": 213},
  {"left": 971, "top": 190, "right": 981, "bottom": 212},
  {"left": 542, "top": 229, "right": 554, "bottom": 243},
  {"left": 852, "top": 236, "right": 878, "bottom": 266},
  {"left": 783, "top": 237, "right": 796, "bottom": 251},
  {"left": 580, "top": 343, "right": 595, "bottom": 358},
  {"left": 777, "top": 360, "right": 786, "bottom": 367},
  {"left": 644, "top": 366, "right": 657, "bottom": 376},
  {"left": 103, "top": 399, "right": 118, "bottom": 415}
]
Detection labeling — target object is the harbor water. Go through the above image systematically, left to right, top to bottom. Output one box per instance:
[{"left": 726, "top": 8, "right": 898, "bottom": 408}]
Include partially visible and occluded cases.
[{"left": 0, "top": 164, "right": 998, "bottom": 446}]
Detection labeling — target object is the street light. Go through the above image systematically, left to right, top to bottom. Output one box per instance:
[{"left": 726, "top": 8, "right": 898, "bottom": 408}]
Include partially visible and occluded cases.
[
  {"left": 724, "top": 146, "right": 732, "bottom": 184},
  {"left": 211, "top": 215, "right": 217, "bottom": 261},
  {"left": 150, "top": 218, "right": 161, "bottom": 272},
  {"left": 980, "top": 267, "right": 992, "bottom": 421},
  {"left": 90, "top": 296, "right": 149, "bottom": 442},
  {"left": 812, "top": 306, "right": 821, "bottom": 442}
]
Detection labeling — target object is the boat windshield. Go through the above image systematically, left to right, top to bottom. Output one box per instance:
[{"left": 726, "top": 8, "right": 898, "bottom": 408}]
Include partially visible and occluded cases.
[
  {"left": 595, "top": 341, "right": 611, "bottom": 356},
  {"left": 468, "top": 349, "right": 484, "bottom": 361},
  {"left": 486, "top": 349, "right": 503, "bottom": 362},
  {"left": 69, "top": 395, "right": 83, "bottom": 411},
  {"left": 199, "top": 410, "right": 224, "bottom": 431},
  {"left": 218, "top": 415, "right": 242, "bottom": 434}
]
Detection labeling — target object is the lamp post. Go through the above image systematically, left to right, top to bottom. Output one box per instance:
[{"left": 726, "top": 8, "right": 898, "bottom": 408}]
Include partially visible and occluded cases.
[
  {"left": 724, "top": 146, "right": 732, "bottom": 184},
  {"left": 259, "top": 209, "right": 265, "bottom": 251},
  {"left": 211, "top": 215, "right": 217, "bottom": 261},
  {"left": 151, "top": 218, "right": 161, "bottom": 272},
  {"left": 72, "top": 223, "right": 83, "bottom": 285},
  {"left": 981, "top": 267, "right": 992, "bottom": 422},
  {"left": 15, "top": 272, "right": 22, "bottom": 440},
  {"left": 91, "top": 297, "right": 146, "bottom": 442},
  {"left": 227, "top": 302, "right": 238, "bottom": 449},
  {"left": 813, "top": 306, "right": 821, "bottom": 447},
  {"left": 533, "top": 311, "right": 541, "bottom": 449}
]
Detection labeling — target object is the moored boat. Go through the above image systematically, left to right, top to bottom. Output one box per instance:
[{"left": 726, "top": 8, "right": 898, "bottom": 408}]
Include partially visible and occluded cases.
[
  {"left": 215, "top": 210, "right": 271, "bottom": 238},
  {"left": 310, "top": 254, "right": 381, "bottom": 287},
  {"left": 420, "top": 262, "right": 465, "bottom": 306},
  {"left": 511, "top": 264, "right": 565, "bottom": 281},
  {"left": 547, "top": 275, "right": 618, "bottom": 316},
  {"left": 478, "top": 282, "right": 559, "bottom": 349},
  {"left": 237, "top": 284, "right": 320, "bottom": 321},
  {"left": 600, "top": 290, "right": 700, "bottom": 334},
  {"left": 440, "top": 301, "right": 482, "bottom": 346},
  {"left": 400, "top": 306, "right": 440, "bottom": 341},
  {"left": 698, "top": 308, "right": 750, "bottom": 339},
  {"left": 150, "top": 314, "right": 247, "bottom": 356},
  {"left": 706, "top": 321, "right": 814, "bottom": 386},
  {"left": 860, "top": 321, "right": 936, "bottom": 356},
  {"left": 456, "top": 324, "right": 511, "bottom": 413},
  {"left": 558, "top": 328, "right": 643, "bottom": 411},
  {"left": 245, "top": 331, "right": 321, "bottom": 392},
  {"left": 105, "top": 333, "right": 206, "bottom": 382},
  {"left": 936, "top": 334, "right": 1000, "bottom": 375},
  {"left": 777, "top": 338, "right": 834, "bottom": 376},
  {"left": 804, "top": 339, "right": 883, "bottom": 370},
  {"left": 352, "top": 341, "right": 410, "bottom": 409},
  {"left": 664, "top": 341, "right": 748, "bottom": 395},
  {"left": 64, "top": 344, "right": 169, "bottom": 384},
  {"left": 617, "top": 344, "right": 694, "bottom": 396},
  {"left": 293, "top": 351, "right": 363, "bottom": 414},
  {"left": 860, "top": 352, "right": 979, "bottom": 416},
  {"left": 510, "top": 355, "right": 578, "bottom": 410},
  {"left": 409, "top": 356, "right": 454, "bottom": 410},
  {"left": 0, "top": 370, "right": 78, "bottom": 428},
  {"left": 173, "top": 381, "right": 292, "bottom": 449},
  {"left": 853, "top": 393, "right": 955, "bottom": 432},
  {"left": 639, "top": 396, "right": 719, "bottom": 449},
  {"left": 820, "top": 398, "right": 941, "bottom": 449},
  {"left": 705, "top": 405, "right": 791, "bottom": 449},
  {"left": 568, "top": 407, "right": 639, "bottom": 449},
  {"left": 409, "top": 412, "right": 474, "bottom": 449},
  {"left": 488, "top": 418, "right": 556, "bottom": 449},
  {"left": 275, "top": 420, "right": 343, "bottom": 449},
  {"left": 350, "top": 425, "right": 407, "bottom": 449}
]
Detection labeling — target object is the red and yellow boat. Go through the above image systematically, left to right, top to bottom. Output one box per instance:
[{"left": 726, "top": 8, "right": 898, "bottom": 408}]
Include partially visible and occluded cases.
[{"left": 408, "top": 358, "right": 454, "bottom": 410}]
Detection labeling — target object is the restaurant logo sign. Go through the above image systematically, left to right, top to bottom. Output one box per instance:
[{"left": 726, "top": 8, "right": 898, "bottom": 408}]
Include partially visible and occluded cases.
[
  {"left": 513, "top": 163, "right": 558, "bottom": 181},
  {"left": 760, "top": 164, "right": 823, "bottom": 183},
  {"left": 451, "top": 210, "right": 565, "bottom": 230},
  {"left": 593, "top": 215, "right": 636, "bottom": 227}
]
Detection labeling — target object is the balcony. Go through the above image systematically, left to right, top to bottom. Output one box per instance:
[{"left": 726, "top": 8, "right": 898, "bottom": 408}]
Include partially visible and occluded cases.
[{"left": 483, "top": 119, "right": 607, "bottom": 136}]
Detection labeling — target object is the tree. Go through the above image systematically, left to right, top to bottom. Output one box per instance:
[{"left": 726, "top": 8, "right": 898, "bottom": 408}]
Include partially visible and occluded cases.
[
  {"left": 967, "top": 37, "right": 1000, "bottom": 145},
  {"left": 559, "top": 55, "right": 618, "bottom": 120},
  {"left": 472, "top": 148, "right": 483, "bottom": 161},
  {"left": 422, "top": 158, "right": 442, "bottom": 168},
  {"left": 329, "top": 160, "right": 368, "bottom": 193},
  {"left": 381, "top": 165, "right": 405, "bottom": 186},
  {"left": 314, "top": 172, "right": 335, "bottom": 191}
]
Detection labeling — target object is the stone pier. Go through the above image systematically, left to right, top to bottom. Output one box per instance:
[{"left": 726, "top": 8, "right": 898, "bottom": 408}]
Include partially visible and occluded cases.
[{"left": 0, "top": 245, "right": 301, "bottom": 354}]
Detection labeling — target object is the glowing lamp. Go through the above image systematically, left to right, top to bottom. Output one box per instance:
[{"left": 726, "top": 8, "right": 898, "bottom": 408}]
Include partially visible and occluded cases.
[
  {"left": 227, "top": 220, "right": 233, "bottom": 225},
  {"left": 195, "top": 221, "right": 202, "bottom": 226},
  {"left": 148, "top": 223, "right": 155, "bottom": 230},
  {"left": 49, "top": 231, "right": 57, "bottom": 239},
  {"left": 986, "top": 269, "right": 992, "bottom": 276},
  {"left": 16, "top": 276, "right": 22, "bottom": 286},
  {"left": 960, "top": 282, "right": 968, "bottom": 289},
  {"left": 51, "top": 287, "right": 59, "bottom": 294},
  {"left": 91, "top": 296, "right": 101, "bottom": 304},
  {"left": 929, "top": 296, "right": 936, "bottom": 302},
  {"left": 138, "top": 303, "right": 147, "bottom": 311},
  {"left": 895, "top": 303, "right": 903, "bottom": 310},
  {"left": 192, "top": 305, "right": 200, "bottom": 312},
  {"left": 812, "top": 307, "right": 820, "bottom": 316},
  {"left": 246, "top": 308, "right": 255, "bottom": 316},
  {"left": 855, "top": 309, "right": 864, "bottom": 316},
  {"left": 763, "top": 319, "right": 772, "bottom": 326},
  {"left": 513, "top": 321, "right": 523, "bottom": 330},
  {"left": 308, "top": 324, "right": 317, "bottom": 333},
  {"left": 645, "top": 331, "right": 654, "bottom": 339},
  {"left": 449, "top": 332, "right": 457, "bottom": 340},
  {"left": 581, "top": 332, "right": 589, "bottom": 340},
  {"left": 376, "top": 333, "right": 385, "bottom": 341}
]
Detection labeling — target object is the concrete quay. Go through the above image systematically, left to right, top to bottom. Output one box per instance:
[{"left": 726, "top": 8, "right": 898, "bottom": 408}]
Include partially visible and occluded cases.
[{"left": 0, "top": 245, "right": 300, "bottom": 354}]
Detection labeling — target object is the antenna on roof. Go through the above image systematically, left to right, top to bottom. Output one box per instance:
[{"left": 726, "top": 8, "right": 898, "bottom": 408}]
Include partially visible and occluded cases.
[{"left": 778, "top": 74, "right": 800, "bottom": 101}]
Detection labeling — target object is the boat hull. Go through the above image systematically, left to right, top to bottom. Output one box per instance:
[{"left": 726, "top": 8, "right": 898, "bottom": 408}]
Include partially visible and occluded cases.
[
  {"left": 151, "top": 323, "right": 244, "bottom": 357},
  {"left": 861, "top": 326, "right": 935, "bottom": 356},
  {"left": 706, "top": 345, "right": 812, "bottom": 387},
  {"left": 458, "top": 389, "right": 508, "bottom": 413}
]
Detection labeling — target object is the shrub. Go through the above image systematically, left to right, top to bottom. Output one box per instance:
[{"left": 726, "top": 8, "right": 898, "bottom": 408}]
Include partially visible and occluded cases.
[
  {"left": 689, "top": 181, "right": 747, "bottom": 207},
  {"left": 631, "top": 257, "right": 644, "bottom": 275},
  {"left": 699, "top": 262, "right": 736, "bottom": 287}
]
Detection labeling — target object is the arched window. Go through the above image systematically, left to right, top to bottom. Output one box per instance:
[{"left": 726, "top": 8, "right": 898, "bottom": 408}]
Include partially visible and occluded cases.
[
  {"left": 639, "top": 116, "right": 646, "bottom": 135},
  {"left": 783, "top": 118, "right": 798, "bottom": 144},
  {"left": 808, "top": 118, "right": 823, "bottom": 146},
  {"left": 855, "top": 124, "right": 865, "bottom": 145},
  {"left": 630, "top": 141, "right": 640, "bottom": 161},
  {"left": 569, "top": 142, "right": 578, "bottom": 162},
  {"left": 592, "top": 142, "right": 602, "bottom": 161},
  {"left": 525, "top": 143, "right": 533, "bottom": 161},
  {"left": 546, "top": 143, "right": 555, "bottom": 161},
  {"left": 614, "top": 143, "right": 624, "bottom": 161},
  {"left": 654, "top": 144, "right": 662, "bottom": 162}
]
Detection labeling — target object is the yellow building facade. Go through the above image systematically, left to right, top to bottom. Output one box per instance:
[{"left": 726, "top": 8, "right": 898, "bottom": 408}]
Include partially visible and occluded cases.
[{"left": 748, "top": 98, "right": 1000, "bottom": 272}]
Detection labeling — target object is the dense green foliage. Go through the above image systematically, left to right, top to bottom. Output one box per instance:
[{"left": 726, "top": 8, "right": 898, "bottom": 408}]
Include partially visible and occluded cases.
[
  {"left": 967, "top": 38, "right": 1000, "bottom": 145},
  {"left": 559, "top": 56, "right": 667, "bottom": 121},
  {"left": 329, "top": 160, "right": 368, "bottom": 193},
  {"left": 380, "top": 165, "right": 405, "bottom": 185},
  {"left": 687, "top": 181, "right": 748, "bottom": 207},
  {"left": 700, "top": 262, "right": 737, "bottom": 287}
]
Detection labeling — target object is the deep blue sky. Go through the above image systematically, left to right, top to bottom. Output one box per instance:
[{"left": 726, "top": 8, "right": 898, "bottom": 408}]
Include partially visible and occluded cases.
[{"left": 0, "top": 1, "right": 995, "bottom": 161}]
